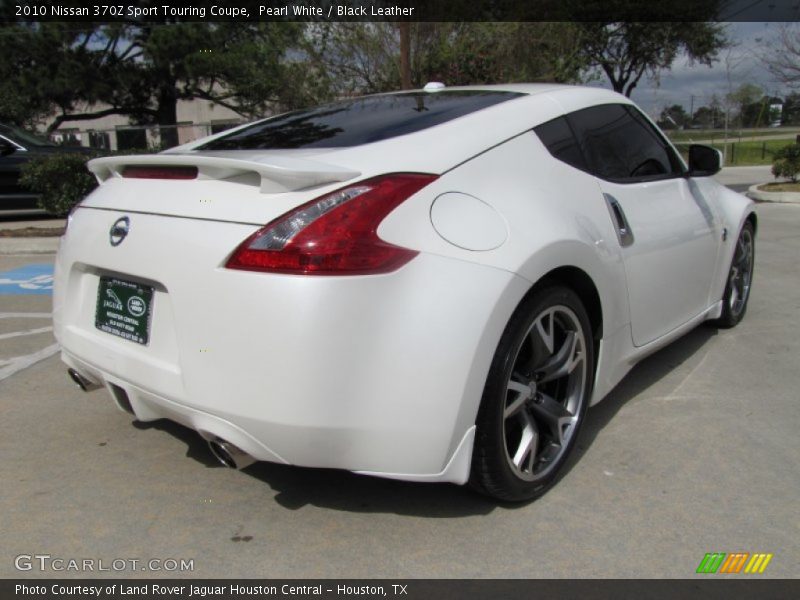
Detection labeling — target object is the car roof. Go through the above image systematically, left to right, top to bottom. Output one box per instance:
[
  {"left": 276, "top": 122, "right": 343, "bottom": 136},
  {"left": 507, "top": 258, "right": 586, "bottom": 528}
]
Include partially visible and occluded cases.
[
  {"left": 396, "top": 82, "right": 628, "bottom": 104},
  {"left": 408, "top": 82, "right": 573, "bottom": 95},
  {"left": 179, "top": 84, "right": 635, "bottom": 176},
  {"left": 324, "top": 85, "right": 635, "bottom": 173}
]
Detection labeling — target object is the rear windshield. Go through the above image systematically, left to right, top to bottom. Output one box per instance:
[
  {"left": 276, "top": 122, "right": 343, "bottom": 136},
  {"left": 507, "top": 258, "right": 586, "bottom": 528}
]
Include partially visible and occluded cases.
[{"left": 198, "top": 91, "right": 523, "bottom": 150}]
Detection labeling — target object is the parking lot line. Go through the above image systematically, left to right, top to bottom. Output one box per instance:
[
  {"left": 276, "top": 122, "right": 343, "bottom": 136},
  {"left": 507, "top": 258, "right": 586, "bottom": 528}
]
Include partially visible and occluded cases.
[{"left": 0, "top": 342, "right": 59, "bottom": 381}]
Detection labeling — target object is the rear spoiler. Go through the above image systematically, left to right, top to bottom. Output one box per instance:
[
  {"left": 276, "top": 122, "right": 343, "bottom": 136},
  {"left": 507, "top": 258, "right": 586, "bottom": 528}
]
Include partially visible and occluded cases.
[{"left": 87, "top": 154, "right": 361, "bottom": 194}]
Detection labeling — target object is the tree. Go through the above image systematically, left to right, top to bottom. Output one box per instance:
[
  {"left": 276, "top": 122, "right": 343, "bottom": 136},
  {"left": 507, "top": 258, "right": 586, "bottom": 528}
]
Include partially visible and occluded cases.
[
  {"left": 0, "top": 4, "right": 321, "bottom": 147},
  {"left": 574, "top": 5, "right": 727, "bottom": 97},
  {"left": 103, "top": 19, "right": 317, "bottom": 147},
  {"left": 0, "top": 23, "right": 111, "bottom": 128},
  {"left": 306, "top": 23, "right": 401, "bottom": 96},
  {"left": 309, "top": 23, "right": 587, "bottom": 98},
  {"left": 411, "top": 23, "right": 586, "bottom": 87},
  {"left": 763, "top": 24, "right": 800, "bottom": 88},
  {"left": 726, "top": 83, "right": 764, "bottom": 127},
  {"left": 782, "top": 92, "right": 800, "bottom": 125},
  {"left": 738, "top": 95, "right": 783, "bottom": 128},
  {"left": 692, "top": 102, "right": 725, "bottom": 129},
  {"left": 657, "top": 104, "right": 689, "bottom": 129},
  {"left": 772, "top": 144, "right": 800, "bottom": 182},
  {"left": 19, "top": 153, "right": 101, "bottom": 215}
]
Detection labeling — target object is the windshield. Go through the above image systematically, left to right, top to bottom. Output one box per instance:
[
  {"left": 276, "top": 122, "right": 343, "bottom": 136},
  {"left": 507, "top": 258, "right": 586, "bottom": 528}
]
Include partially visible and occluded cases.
[
  {"left": 198, "top": 91, "right": 524, "bottom": 151},
  {"left": 0, "top": 123, "right": 57, "bottom": 148}
]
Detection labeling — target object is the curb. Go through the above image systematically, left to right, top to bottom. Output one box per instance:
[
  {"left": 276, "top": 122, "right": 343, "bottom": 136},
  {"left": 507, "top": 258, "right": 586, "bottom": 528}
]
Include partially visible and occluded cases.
[
  {"left": 747, "top": 184, "right": 800, "bottom": 204},
  {"left": 0, "top": 237, "right": 60, "bottom": 254}
]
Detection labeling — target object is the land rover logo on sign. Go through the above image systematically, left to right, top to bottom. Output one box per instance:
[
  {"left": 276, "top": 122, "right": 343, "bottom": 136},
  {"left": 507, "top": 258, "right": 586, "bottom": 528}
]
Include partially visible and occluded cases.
[
  {"left": 109, "top": 217, "right": 130, "bottom": 246},
  {"left": 127, "top": 296, "right": 146, "bottom": 317}
]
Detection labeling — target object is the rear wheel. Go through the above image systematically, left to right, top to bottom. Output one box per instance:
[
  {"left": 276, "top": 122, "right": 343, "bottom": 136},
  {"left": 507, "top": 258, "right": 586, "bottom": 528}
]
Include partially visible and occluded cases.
[
  {"left": 712, "top": 222, "right": 755, "bottom": 329},
  {"left": 470, "top": 286, "right": 594, "bottom": 502}
]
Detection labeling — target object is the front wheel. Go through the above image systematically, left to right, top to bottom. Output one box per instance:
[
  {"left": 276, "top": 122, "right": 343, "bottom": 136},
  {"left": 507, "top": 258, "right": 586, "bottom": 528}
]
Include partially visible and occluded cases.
[
  {"left": 712, "top": 222, "right": 755, "bottom": 329},
  {"left": 470, "top": 286, "right": 594, "bottom": 502}
]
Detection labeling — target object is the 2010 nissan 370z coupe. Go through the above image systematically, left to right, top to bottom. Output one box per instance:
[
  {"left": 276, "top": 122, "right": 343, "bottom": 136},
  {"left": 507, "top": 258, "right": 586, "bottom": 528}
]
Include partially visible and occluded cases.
[{"left": 53, "top": 84, "right": 756, "bottom": 501}]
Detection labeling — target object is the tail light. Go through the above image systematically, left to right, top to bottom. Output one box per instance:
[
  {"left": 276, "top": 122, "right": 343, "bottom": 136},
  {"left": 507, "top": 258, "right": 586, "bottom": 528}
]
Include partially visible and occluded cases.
[{"left": 225, "top": 173, "right": 437, "bottom": 275}]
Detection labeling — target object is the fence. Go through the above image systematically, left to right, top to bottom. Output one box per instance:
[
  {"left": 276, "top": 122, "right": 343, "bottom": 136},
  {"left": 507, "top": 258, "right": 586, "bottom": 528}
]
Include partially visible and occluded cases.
[
  {"left": 49, "top": 120, "right": 245, "bottom": 152},
  {"left": 48, "top": 122, "right": 800, "bottom": 166},
  {"left": 666, "top": 128, "right": 800, "bottom": 167},
  {"left": 671, "top": 141, "right": 789, "bottom": 166}
]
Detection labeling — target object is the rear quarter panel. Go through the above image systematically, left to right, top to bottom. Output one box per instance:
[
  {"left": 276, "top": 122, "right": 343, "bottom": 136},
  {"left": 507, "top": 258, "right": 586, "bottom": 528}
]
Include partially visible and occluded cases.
[
  {"left": 380, "top": 130, "right": 632, "bottom": 407},
  {"left": 380, "top": 130, "right": 631, "bottom": 336}
]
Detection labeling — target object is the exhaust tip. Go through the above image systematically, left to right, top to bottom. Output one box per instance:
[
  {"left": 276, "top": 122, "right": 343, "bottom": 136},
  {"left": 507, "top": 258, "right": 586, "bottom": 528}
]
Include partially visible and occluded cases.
[
  {"left": 67, "top": 368, "right": 101, "bottom": 392},
  {"left": 208, "top": 439, "right": 255, "bottom": 470}
]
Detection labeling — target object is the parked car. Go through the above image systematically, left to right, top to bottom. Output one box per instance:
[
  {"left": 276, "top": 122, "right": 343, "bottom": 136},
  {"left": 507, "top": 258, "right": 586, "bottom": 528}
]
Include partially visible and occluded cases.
[
  {"left": 53, "top": 84, "right": 755, "bottom": 501},
  {"left": 0, "top": 123, "right": 91, "bottom": 211}
]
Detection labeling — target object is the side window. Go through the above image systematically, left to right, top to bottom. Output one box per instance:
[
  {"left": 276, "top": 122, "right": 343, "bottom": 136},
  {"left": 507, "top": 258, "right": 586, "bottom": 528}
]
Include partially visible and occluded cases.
[
  {"left": 568, "top": 104, "right": 682, "bottom": 182},
  {"left": 625, "top": 105, "right": 685, "bottom": 174},
  {"left": 534, "top": 116, "right": 586, "bottom": 171}
]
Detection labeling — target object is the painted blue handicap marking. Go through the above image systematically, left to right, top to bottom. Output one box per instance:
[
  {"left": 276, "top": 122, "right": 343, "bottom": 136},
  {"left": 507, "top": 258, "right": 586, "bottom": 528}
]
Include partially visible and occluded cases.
[{"left": 0, "top": 264, "right": 54, "bottom": 295}]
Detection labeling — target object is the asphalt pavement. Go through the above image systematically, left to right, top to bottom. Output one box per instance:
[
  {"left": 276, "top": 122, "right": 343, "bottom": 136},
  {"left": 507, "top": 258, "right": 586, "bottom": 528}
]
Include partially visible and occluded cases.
[{"left": 0, "top": 174, "right": 798, "bottom": 579}]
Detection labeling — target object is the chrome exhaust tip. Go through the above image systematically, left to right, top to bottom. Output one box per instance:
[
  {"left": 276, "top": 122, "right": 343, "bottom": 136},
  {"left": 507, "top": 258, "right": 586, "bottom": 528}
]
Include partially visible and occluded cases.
[
  {"left": 67, "top": 368, "right": 101, "bottom": 392},
  {"left": 208, "top": 439, "right": 255, "bottom": 470}
]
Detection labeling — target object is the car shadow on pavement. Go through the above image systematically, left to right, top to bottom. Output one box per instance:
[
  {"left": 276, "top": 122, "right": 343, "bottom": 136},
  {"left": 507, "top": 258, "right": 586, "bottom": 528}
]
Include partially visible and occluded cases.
[
  {"left": 134, "top": 324, "right": 718, "bottom": 518},
  {"left": 568, "top": 324, "right": 719, "bottom": 468},
  {"left": 133, "top": 419, "right": 497, "bottom": 518},
  {"left": 131, "top": 420, "right": 220, "bottom": 468},
  {"left": 245, "top": 462, "right": 496, "bottom": 517}
]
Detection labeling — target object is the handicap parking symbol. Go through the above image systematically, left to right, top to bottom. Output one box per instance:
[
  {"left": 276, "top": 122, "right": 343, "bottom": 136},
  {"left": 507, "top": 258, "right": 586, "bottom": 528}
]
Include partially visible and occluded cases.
[{"left": 0, "top": 264, "right": 54, "bottom": 295}]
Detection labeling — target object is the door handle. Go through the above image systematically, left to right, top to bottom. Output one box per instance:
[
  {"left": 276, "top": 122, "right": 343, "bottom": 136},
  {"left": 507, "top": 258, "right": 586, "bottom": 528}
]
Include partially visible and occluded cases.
[{"left": 603, "top": 193, "right": 634, "bottom": 247}]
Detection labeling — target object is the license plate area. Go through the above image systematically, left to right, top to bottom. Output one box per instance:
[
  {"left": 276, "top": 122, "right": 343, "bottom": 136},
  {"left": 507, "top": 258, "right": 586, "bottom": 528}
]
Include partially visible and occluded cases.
[{"left": 95, "top": 276, "right": 153, "bottom": 345}]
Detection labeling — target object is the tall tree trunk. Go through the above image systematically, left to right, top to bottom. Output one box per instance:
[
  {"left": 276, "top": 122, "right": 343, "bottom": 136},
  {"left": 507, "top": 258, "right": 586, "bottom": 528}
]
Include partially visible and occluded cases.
[
  {"left": 399, "top": 23, "right": 411, "bottom": 90},
  {"left": 156, "top": 87, "right": 179, "bottom": 149}
]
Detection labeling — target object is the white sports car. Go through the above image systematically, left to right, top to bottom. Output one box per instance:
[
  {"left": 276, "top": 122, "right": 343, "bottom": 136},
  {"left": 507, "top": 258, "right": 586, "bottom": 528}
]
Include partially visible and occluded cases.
[{"left": 53, "top": 84, "right": 756, "bottom": 501}]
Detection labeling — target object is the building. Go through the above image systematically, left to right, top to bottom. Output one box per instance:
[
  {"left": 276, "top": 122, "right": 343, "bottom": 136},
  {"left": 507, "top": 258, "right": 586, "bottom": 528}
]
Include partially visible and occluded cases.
[{"left": 48, "top": 98, "right": 246, "bottom": 151}]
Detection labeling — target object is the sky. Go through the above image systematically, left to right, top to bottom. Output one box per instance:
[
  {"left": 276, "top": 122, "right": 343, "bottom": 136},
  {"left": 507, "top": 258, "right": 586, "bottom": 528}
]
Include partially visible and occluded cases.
[{"left": 595, "top": 22, "right": 795, "bottom": 118}]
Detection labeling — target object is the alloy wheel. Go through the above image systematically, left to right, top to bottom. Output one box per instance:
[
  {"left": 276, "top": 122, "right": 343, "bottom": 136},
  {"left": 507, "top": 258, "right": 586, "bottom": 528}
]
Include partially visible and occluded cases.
[
  {"left": 728, "top": 227, "right": 754, "bottom": 318},
  {"left": 502, "top": 305, "right": 587, "bottom": 482}
]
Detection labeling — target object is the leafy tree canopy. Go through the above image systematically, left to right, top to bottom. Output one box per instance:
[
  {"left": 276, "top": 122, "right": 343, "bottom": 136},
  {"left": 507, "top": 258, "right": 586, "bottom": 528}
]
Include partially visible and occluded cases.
[
  {"left": 0, "top": 2, "right": 322, "bottom": 146},
  {"left": 574, "top": 2, "right": 727, "bottom": 97},
  {"left": 308, "top": 22, "right": 588, "bottom": 97}
]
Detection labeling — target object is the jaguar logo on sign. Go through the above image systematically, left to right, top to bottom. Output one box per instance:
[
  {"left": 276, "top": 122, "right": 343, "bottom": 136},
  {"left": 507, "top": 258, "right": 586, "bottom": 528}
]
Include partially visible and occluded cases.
[{"left": 109, "top": 217, "right": 130, "bottom": 247}]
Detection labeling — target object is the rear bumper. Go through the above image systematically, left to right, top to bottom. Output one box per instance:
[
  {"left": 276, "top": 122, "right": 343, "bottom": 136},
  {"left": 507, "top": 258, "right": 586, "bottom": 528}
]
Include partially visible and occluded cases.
[
  {"left": 54, "top": 211, "right": 529, "bottom": 483},
  {"left": 64, "top": 348, "right": 479, "bottom": 483}
]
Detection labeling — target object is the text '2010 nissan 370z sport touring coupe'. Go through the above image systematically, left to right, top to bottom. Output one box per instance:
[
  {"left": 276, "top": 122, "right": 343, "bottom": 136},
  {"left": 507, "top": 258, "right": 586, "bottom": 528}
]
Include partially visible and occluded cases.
[{"left": 53, "top": 84, "right": 756, "bottom": 501}]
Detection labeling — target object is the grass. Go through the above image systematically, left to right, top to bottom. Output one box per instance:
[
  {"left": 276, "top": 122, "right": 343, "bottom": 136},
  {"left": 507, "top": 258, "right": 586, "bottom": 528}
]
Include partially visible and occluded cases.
[
  {"left": 667, "top": 127, "right": 800, "bottom": 143},
  {"left": 672, "top": 139, "right": 795, "bottom": 166}
]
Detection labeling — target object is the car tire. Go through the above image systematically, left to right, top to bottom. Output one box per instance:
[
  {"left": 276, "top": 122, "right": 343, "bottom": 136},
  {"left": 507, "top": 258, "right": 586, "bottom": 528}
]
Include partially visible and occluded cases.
[
  {"left": 711, "top": 222, "right": 755, "bottom": 329},
  {"left": 470, "top": 285, "right": 594, "bottom": 502}
]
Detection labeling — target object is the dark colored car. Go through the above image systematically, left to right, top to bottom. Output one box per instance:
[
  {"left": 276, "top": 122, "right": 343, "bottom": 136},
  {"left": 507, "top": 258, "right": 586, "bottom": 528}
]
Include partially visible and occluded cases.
[{"left": 0, "top": 123, "right": 92, "bottom": 211}]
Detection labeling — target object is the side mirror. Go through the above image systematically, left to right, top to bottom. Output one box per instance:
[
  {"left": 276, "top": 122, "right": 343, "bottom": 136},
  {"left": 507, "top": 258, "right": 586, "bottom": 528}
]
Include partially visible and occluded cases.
[
  {"left": 0, "top": 139, "right": 17, "bottom": 157},
  {"left": 686, "top": 144, "right": 722, "bottom": 177}
]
